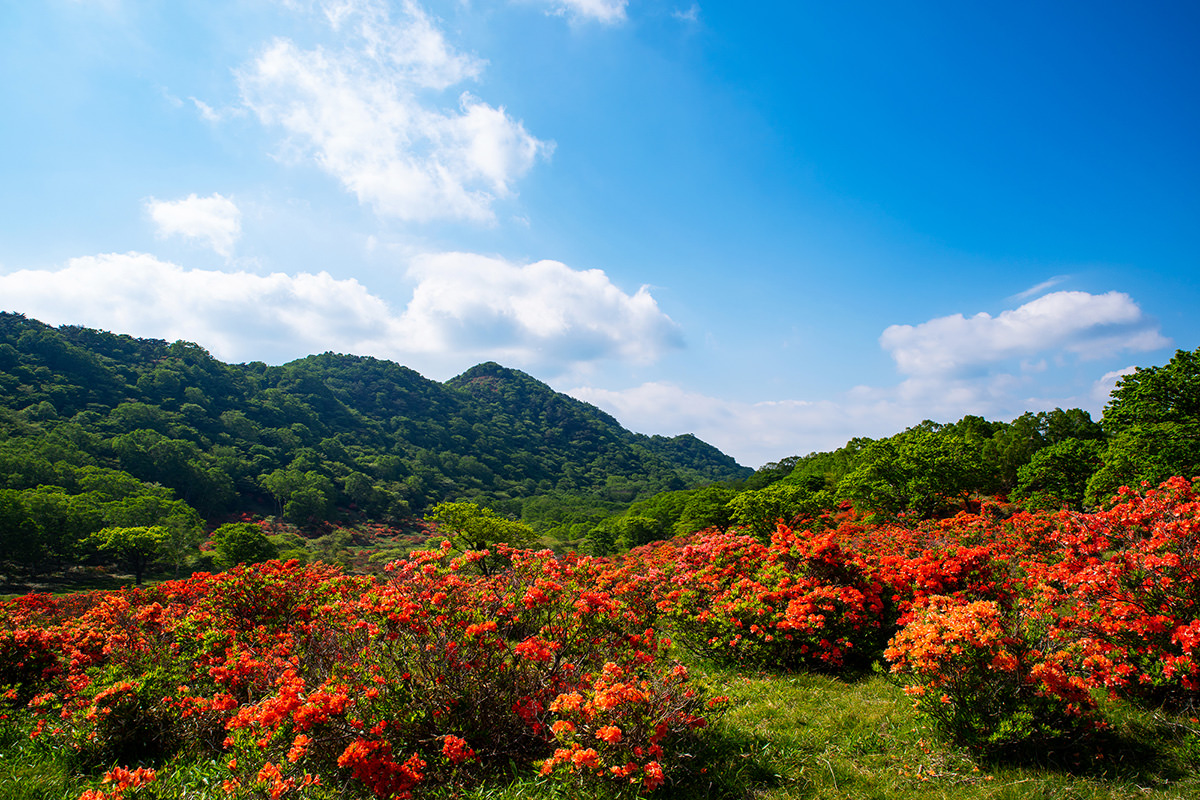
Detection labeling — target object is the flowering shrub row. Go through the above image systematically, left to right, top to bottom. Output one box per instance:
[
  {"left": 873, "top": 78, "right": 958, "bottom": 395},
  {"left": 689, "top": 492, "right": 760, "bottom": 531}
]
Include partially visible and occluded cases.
[
  {"left": 4, "top": 477, "right": 1199, "bottom": 791},
  {"left": 605, "top": 478, "right": 1200, "bottom": 751},
  {"left": 2, "top": 547, "right": 716, "bottom": 798}
]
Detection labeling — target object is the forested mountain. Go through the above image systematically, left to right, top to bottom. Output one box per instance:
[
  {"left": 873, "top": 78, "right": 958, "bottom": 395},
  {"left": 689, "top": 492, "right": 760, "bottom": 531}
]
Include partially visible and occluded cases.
[{"left": 0, "top": 313, "right": 749, "bottom": 573}]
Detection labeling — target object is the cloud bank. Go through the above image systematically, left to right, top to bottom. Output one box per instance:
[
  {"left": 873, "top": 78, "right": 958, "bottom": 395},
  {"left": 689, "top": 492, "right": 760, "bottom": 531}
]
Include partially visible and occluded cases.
[
  {"left": 237, "top": 0, "right": 550, "bottom": 222},
  {"left": 0, "top": 252, "right": 680, "bottom": 374}
]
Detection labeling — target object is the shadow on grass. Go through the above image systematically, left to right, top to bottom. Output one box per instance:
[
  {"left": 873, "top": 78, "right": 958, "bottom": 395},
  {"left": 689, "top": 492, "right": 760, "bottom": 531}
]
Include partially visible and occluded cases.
[
  {"left": 0, "top": 565, "right": 149, "bottom": 598},
  {"left": 977, "top": 715, "right": 1196, "bottom": 786},
  {"left": 660, "top": 726, "right": 792, "bottom": 800}
]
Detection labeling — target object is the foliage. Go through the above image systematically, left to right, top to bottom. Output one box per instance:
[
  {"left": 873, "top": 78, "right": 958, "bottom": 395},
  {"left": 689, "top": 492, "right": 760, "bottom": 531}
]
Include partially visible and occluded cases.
[
  {"left": 0, "top": 315, "right": 749, "bottom": 562},
  {"left": 1088, "top": 347, "right": 1200, "bottom": 503},
  {"left": 837, "top": 427, "right": 985, "bottom": 518},
  {"left": 1013, "top": 437, "right": 1105, "bottom": 510},
  {"left": 5, "top": 481, "right": 1200, "bottom": 796},
  {"left": 427, "top": 502, "right": 538, "bottom": 574},
  {"left": 209, "top": 523, "right": 277, "bottom": 568},
  {"left": 84, "top": 526, "right": 168, "bottom": 585},
  {"left": 1, "top": 548, "right": 720, "bottom": 798},
  {"left": 884, "top": 596, "right": 1094, "bottom": 753}
]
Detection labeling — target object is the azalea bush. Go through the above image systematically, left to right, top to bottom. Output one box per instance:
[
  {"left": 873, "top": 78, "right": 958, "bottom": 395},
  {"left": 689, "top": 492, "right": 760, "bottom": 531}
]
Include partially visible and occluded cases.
[
  {"left": 1044, "top": 477, "right": 1200, "bottom": 707},
  {"left": 626, "top": 526, "right": 889, "bottom": 672},
  {"left": 2, "top": 547, "right": 719, "bottom": 799},
  {"left": 883, "top": 595, "right": 1094, "bottom": 753}
]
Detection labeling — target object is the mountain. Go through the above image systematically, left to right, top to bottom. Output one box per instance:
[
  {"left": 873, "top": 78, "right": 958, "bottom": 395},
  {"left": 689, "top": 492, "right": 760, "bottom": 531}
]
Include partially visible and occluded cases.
[{"left": 0, "top": 313, "right": 750, "bottom": 538}]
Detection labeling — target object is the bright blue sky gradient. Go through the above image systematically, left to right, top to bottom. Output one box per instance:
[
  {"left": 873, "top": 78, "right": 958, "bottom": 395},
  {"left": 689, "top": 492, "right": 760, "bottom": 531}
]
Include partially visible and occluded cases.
[{"left": 1, "top": 0, "right": 1196, "bottom": 466}]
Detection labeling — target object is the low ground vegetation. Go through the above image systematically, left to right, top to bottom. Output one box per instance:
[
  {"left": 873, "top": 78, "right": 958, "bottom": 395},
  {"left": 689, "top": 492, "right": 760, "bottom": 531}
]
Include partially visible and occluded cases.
[{"left": 3, "top": 477, "right": 1200, "bottom": 798}]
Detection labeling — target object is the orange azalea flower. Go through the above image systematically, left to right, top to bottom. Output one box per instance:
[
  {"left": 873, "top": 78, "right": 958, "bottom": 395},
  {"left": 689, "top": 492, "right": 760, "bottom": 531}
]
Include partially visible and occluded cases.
[{"left": 595, "top": 725, "right": 622, "bottom": 744}]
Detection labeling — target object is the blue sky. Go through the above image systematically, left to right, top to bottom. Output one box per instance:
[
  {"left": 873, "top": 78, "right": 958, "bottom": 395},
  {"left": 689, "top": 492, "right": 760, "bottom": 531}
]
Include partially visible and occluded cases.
[{"left": 1, "top": 0, "right": 1197, "bottom": 467}]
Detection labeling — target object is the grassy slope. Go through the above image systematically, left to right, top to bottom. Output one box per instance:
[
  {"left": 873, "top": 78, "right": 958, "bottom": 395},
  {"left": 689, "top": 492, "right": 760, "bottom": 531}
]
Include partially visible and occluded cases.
[{"left": 4, "top": 662, "right": 1197, "bottom": 800}]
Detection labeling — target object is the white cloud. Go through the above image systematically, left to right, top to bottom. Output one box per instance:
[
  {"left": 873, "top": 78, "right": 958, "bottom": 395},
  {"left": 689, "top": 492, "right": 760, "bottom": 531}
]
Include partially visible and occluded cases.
[
  {"left": 238, "top": 0, "right": 551, "bottom": 222},
  {"left": 537, "top": 0, "right": 628, "bottom": 24},
  {"left": 672, "top": 4, "right": 700, "bottom": 23},
  {"left": 190, "top": 97, "right": 225, "bottom": 123},
  {"left": 145, "top": 193, "right": 242, "bottom": 257},
  {"left": 0, "top": 251, "right": 680, "bottom": 374},
  {"left": 395, "top": 252, "right": 683, "bottom": 368},
  {"left": 0, "top": 253, "right": 394, "bottom": 363},
  {"left": 1010, "top": 274, "right": 1068, "bottom": 301},
  {"left": 880, "top": 290, "right": 1169, "bottom": 377},
  {"left": 571, "top": 291, "right": 1173, "bottom": 467},
  {"left": 569, "top": 365, "right": 1118, "bottom": 470},
  {"left": 568, "top": 382, "right": 865, "bottom": 468}
]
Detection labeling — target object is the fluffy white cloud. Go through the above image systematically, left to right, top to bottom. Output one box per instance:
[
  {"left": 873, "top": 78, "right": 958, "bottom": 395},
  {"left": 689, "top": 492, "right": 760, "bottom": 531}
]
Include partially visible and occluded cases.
[
  {"left": 238, "top": 0, "right": 550, "bottom": 222},
  {"left": 534, "top": 0, "right": 628, "bottom": 24},
  {"left": 145, "top": 193, "right": 241, "bottom": 257},
  {"left": 0, "top": 251, "right": 680, "bottom": 373},
  {"left": 395, "top": 252, "right": 683, "bottom": 367},
  {"left": 0, "top": 253, "right": 396, "bottom": 363},
  {"left": 880, "top": 290, "right": 1169, "bottom": 376}
]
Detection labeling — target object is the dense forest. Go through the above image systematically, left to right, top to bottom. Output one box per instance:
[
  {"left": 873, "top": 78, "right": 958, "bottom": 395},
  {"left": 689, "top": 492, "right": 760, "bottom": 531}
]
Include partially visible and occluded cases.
[
  {"left": 1, "top": 310, "right": 1199, "bottom": 584},
  {"left": 0, "top": 312, "right": 747, "bottom": 578}
]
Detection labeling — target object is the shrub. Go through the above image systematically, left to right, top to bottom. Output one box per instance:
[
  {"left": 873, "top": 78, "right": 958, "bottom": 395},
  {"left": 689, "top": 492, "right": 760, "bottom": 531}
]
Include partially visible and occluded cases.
[{"left": 884, "top": 595, "right": 1095, "bottom": 754}]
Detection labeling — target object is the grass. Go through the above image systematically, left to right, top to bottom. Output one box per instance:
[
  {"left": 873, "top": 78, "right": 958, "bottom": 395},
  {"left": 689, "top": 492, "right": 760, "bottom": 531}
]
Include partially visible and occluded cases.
[
  {"left": 6, "top": 661, "right": 1196, "bottom": 800},
  {"left": 689, "top": 665, "right": 1200, "bottom": 800}
]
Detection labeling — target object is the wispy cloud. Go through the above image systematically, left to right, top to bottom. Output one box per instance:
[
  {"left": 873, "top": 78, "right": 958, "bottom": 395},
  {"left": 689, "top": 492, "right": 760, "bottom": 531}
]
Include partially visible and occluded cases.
[
  {"left": 238, "top": 0, "right": 551, "bottom": 223},
  {"left": 529, "top": 0, "right": 629, "bottom": 24},
  {"left": 672, "top": 3, "right": 700, "bottom": 23},
  {"left": 145, "top": 193, "right": 242, "bottom": 257},
  {"left": 1010, "top": 274, "right": 1069, "bottom": 301}
]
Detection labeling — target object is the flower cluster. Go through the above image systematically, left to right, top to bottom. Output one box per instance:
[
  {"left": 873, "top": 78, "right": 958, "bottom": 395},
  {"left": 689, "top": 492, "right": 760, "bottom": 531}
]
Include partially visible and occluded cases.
[{"left": 4, "top": 550, "right": 715, "bottom": 798}]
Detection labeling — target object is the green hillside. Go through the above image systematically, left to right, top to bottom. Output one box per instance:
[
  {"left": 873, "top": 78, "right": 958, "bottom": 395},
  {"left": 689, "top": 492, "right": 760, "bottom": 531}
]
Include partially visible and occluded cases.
[{"left": 0, "top": 312, "right": 749, "bottom": 576}]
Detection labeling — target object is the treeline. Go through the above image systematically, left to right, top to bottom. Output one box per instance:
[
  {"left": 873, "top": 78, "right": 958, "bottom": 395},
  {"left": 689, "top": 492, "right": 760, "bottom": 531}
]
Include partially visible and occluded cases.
[
  {"left": 3, "top": 309, "right": 1197, "bottom": 580},
  {"left": 0, "top": 313, "right": 748, "bottom": 576},
  {"left": 585, "top": 347, "right": 1200, "bottom": 553}
]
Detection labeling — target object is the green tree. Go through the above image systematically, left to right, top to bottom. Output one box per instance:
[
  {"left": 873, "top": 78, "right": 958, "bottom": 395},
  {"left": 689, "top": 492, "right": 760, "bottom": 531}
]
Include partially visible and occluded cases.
[
  {"left": 1088, "top": 347, "right": 1200, "bottom": 503},
  {"left": 837, "top": 428, "right": 984, "bottom": 518},
  {"left": 1014, "top": 438, "right": 1104, "bottom": 510},
  {"left": 727, "top": 483, "right": 833, "bottom": 538},
  {"left": 674, "top": 484, "right": 738, "bottom": 535},
  {"left": 102, "top": 492, "right": 203, "bottom": 577},
  {"left": 427, "top": 501, "right": 537, "bottom": 574},
  {"left": 614, "top": 515, "right": 667, "bottom": 550},
  {"left": 582, "top": 519, "right": 619, "bottom": 556},
  {"left": 210, "top": 522, "right": 277, "bottom": 568},
  {"left": 86, "top": 525, "right": 167, "bottom": 584}
]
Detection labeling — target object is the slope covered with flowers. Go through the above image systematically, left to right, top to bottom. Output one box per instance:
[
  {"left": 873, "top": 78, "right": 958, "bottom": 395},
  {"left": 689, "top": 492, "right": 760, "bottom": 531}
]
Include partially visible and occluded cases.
[{"left": 3, "top": 477, "right": 1200, "bottom": 797}]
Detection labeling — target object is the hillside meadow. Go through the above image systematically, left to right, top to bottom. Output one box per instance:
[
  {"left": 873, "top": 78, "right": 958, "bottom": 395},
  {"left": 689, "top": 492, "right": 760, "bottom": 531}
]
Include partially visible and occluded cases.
[{"left": 3, "top": 477, "right": 1200, "bottom": 799}]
